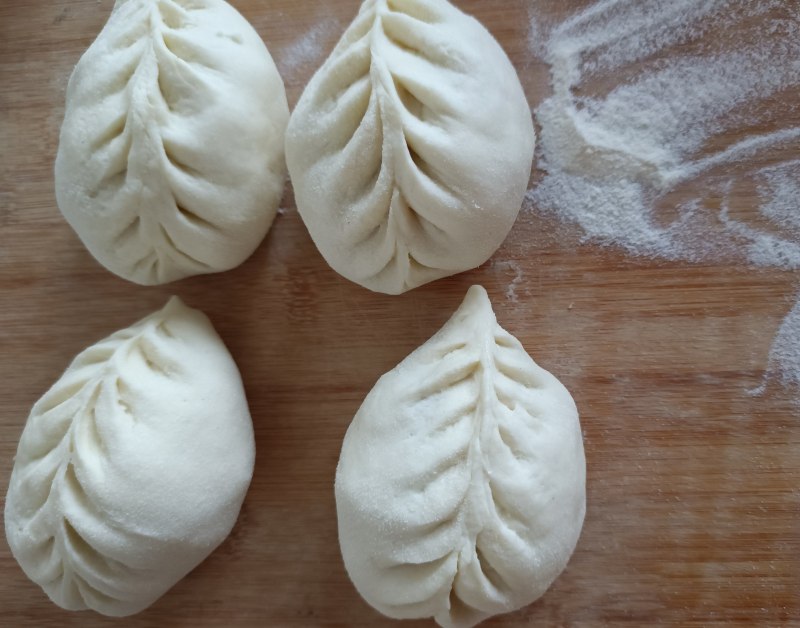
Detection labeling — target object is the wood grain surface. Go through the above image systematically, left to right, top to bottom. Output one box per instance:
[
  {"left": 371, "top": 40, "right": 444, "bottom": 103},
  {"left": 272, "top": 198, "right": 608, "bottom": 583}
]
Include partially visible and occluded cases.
[{"left": 1, "top": 0, "right": 798, "bottom": 626}]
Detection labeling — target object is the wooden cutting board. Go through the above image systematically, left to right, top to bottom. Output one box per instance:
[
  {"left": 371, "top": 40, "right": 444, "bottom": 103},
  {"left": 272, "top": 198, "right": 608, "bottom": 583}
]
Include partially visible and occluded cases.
[{"left": 1, "top": 0, "right": 797, "bottom": 626}]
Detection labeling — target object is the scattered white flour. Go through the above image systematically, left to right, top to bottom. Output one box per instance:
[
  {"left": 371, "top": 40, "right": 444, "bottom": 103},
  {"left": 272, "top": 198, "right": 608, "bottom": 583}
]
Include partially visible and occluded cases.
[
  {"left": 529, "top": 0, "right": 800, "bottom": 399},
  {"left": 276, "top": 20, "right": 340, "bottom": 83},
  {"left": 720, "top": 162, "right": 800, "bottom": 271},
  {"left": 492, "top": 260, "right": 525, "bottom": 303},
  {"left": 767, "top": 297, "right": 800, "bottom": 389}
]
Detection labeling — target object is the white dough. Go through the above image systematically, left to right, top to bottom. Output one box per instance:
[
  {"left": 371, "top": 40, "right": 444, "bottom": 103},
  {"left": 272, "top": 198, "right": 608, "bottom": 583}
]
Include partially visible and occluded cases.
[
  {"left": 55, "top": 0, "right": 289, "bottom": 285},
  {"left": 286, "top": 0, "right": 535, "bottom": 295},
  {"left": 335, "top": 286, "right": 585, "bottom": 627},
  {"left": 4, "top": 298, "right": 255, "bottom": 616}
]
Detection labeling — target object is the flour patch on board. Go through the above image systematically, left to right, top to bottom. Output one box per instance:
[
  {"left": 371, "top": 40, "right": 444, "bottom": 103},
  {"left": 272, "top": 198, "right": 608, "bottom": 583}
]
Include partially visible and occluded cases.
[
  {"left": 528, "top": 0, "right": 800, "bottom": 400},
  {"left": 277, "top": 20, "right": 341, "bottom": 83},
  {"left": 492, "top": 259, "right": 525, "bottom": 303}
]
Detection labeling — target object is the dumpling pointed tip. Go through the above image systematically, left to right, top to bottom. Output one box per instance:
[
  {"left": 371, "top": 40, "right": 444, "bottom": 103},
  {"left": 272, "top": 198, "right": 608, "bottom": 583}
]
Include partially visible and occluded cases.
[
  {"left": 111, "top": 0, "right": 134, "bottom": 13},
  {"left": 465, "top": 284, "right": 489, "bottom": 301},
  {"left": 457, "top": 285, "right": 495, "bottom": 320},
  {"left": 164, "top": 295, "right": 186, "bottom": 309},
  {"left": 160, "top": 296, "right": 192, "bottom": 319}
]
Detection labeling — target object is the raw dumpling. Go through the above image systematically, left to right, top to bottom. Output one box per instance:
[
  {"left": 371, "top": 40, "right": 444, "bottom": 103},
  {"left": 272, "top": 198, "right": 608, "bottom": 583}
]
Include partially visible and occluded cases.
[
  {"left": 55, "top": 0, "right": 289, "bottom": 285},
  {"left": 286, "top": 0, "right": 535, "bottom": 295},
  {"left": 335, "top": 286, "right": 585, "bottom": 627},
  {"left": 4, "top": 297, "right": 255, "bottom": 616}
]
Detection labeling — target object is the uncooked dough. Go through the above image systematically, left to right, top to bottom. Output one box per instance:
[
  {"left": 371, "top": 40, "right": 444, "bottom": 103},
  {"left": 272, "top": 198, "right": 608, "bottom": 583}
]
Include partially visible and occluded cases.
[
  {"left": 55, "top": 0, "right": 289, "bottom": 285},
  {"left": 286, "top": 0, "right": 535, "bottom": 294},
  {"left": 335, "top": 286, "right": 585, "bottom": 627},
  {"left": 4, "top": 297, "right": 255, "bottom": 616}
]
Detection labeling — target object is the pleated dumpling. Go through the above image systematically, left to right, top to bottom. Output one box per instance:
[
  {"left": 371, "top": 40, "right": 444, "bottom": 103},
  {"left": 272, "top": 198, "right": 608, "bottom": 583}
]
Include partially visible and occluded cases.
[
  {"left": 55, "top": 0, "right": 289, "bottom": 285},
  {"left": 286, "top": 0, "right": 535, "bottom": 295},
  {"left": 335, "top": 286, "right": 585, "bottom": 627},
  {"left": 4, "top": 298, "right": 255, "bottom": 616}
]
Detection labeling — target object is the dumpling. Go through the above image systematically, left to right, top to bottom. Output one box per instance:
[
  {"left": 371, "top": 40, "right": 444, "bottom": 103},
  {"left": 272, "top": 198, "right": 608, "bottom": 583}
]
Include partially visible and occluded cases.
[
  {"left": 55, "top": 0, "right": 289, "bottom": 285},
  {"left": 285, "top": 0, "right": 535, "bottom": 295},
  {"left": 335, "top": 286, "right": 585, "bottom": 627},
  {"left": 4, "top": 297, "right": 255, "bottom": 616}
]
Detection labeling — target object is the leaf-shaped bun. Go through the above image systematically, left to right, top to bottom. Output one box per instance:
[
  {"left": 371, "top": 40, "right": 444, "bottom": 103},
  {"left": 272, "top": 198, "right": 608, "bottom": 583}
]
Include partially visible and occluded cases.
[
  {"left": 55, "top": 0, "right": 289, "bottom": 285},
  {"left": 285, "top": 0, "right": 535, "bottom": 295},
  {"left": 335, "top": 286, "right": 585, "bottom": 627},
  {"left": 4, "top": 298, "right": 255, "bottom": 616}
]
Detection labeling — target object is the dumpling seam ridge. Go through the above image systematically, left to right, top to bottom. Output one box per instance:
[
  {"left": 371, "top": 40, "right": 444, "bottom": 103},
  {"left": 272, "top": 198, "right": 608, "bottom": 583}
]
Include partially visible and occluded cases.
[
  {"left": 89, "top": 0, "right": 226, "bottom": 284},
  {"left": 324, "top": 0, "right": 465, "bottom": 286},
  {"left": 402, "top": 312, "right": 548, "bottom": 620},
  {"left": 13, "top": 315, "right": 177, "bottom": 607}
]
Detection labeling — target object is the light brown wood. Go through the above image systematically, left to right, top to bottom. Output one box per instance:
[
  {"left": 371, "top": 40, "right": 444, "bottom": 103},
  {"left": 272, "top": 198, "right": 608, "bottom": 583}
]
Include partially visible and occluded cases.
[{"left": 1, "top": 0, "right": 798, "bottom": 626}]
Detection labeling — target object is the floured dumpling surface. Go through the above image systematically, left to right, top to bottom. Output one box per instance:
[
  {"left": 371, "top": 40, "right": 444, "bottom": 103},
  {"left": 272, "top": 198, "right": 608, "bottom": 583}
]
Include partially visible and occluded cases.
[
  {"left": 55, "top": 0, "right": 289, "bottom": 285},
  {"left": 286, "top": 0, "right": 535, "bottom": 295},
  {"left": 335, "top": 286, "right": 585, "bottom": 627},
  {"left": 4, "top": 298, "right": 255, "bottom": 616}
]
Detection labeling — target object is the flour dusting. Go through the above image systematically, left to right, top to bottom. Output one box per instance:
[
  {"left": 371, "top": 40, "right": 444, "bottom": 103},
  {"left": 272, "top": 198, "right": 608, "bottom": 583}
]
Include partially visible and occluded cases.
[
  {"left": 529, "top": 0, "right": 800, "bottom": 399},
  {"left": 277, "top": 20, "right": 340, "bottom": 82},
  {"left": 492, "top": 260, "right": 525, "bottom": 303},
  {"left": 767, "top": 298, "right": 800, "bottom": 389}
]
